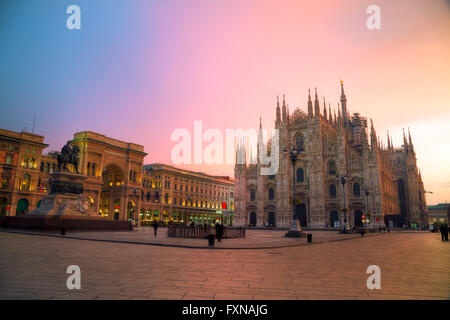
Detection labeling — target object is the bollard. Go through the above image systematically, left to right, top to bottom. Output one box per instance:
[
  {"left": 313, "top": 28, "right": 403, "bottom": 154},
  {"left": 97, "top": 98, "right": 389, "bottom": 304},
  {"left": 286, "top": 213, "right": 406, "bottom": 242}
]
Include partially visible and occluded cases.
[
  {"left": 60, "top": 228, "right": 66, "bottom": 236},
  {"left": 307, "top": 233, "right": 312, "bottom": 243},
  {"left": 208, "top": 234, "right": 215, "bottom": 247}
]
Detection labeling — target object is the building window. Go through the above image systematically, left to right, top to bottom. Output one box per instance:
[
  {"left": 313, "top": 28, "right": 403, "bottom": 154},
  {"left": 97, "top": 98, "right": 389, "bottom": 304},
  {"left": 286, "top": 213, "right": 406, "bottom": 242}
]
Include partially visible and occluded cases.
[
  {"left": 296, "top": 135, "right": 305, "bottom": 152},
  {"left": 6, "top": 155, "right": 13, "bottom": 165},
  {"left": 22, "top": 156, "right": 28, "bottom": 168},
  {"left": 328, "top": 160, "right": 337, "bottom": 176},
  {"left": 296, "top": 168, "right": 304, "bottom": 183},
  {"left": 21, "top": 174, "right": 31, "bottom": 191},
  {"left": 353, "top": 183, "right": 361, "bottom": 196},
  {"left": 330, "top": 184, "right": 337, "bottom": 198},
  {"left": 250, "top": 188, "right": 256, "bottom": 201},
  {"left": 268, "top": 188, "right": 275, "bottom": 200},
  {"left": 164, "top": 193, "right": 169, "bottom": 204}
]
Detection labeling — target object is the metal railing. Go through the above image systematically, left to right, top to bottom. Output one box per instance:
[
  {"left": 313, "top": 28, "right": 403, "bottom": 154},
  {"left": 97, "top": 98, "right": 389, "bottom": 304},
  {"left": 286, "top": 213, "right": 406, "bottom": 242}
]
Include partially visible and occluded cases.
[{"left": 167, "top": 226, "right": 246, "bottom": 238}]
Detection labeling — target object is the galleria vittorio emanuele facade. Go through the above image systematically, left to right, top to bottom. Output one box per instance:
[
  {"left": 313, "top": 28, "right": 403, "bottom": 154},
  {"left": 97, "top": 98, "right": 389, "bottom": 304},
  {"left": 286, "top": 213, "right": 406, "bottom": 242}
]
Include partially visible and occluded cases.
[{"left": 234, "top": 82, "right": 428, "bottom": 229}]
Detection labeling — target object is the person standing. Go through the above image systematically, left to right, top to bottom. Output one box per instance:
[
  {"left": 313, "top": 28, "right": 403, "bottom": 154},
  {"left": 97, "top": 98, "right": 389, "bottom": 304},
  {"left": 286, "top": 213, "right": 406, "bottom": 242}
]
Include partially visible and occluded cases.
[
  {"left": 153, "top": 221, "right": 159, "bottom": 237},
  {"left": 215, "top": 222, "right": 224, "bottom": 242},
  {"left": 439, "top": 224, "right": 445, "bottom": 241},
  {"left": 444, "top": 224, "right": 449, "bottom": 241}
]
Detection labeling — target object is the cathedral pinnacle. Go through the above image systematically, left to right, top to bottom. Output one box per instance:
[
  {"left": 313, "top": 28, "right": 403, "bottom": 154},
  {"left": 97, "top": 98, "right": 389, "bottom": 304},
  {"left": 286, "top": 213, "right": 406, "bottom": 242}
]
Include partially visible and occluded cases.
[{"left": 307, "top": 89, "right": 313, "bottom": 117}]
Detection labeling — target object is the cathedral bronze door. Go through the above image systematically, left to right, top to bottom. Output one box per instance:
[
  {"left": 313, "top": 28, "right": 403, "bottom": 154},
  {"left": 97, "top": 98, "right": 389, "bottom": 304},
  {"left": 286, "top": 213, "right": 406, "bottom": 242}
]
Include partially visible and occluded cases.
[
  {"left": 295, "top": 204, "right": 307, "bottom": 227},
  {"left": 354, "top": 210, "right": 363, "bottom": 227},
  {"left": 268, "top": 211, "right": 276, "bottom": 227},
  {"left": 250, "top": 212, "right": 257, "bottom": 226}
]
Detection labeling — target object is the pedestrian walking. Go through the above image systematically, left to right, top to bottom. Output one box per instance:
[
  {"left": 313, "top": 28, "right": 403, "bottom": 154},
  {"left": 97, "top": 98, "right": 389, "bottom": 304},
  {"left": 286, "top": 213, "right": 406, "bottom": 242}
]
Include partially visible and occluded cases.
[
  {"left": 153, "top": 221, "right": 159, "bottom": 237},
  {"left": 215, "top": 222, "right": 224, "bottom": 242},
  {"left": 439, "top": 224, "right": 445, "bottom": 241},
  {"left": 444, "top": 224, "right": 449, "bottom": 241}
]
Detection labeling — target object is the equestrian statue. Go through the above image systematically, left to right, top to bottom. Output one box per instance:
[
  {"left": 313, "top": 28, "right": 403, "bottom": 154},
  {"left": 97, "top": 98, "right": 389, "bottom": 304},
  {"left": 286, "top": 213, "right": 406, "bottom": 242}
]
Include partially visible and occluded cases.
[{"left": 56, "top": 141, "right": 80, "bottom": 174}]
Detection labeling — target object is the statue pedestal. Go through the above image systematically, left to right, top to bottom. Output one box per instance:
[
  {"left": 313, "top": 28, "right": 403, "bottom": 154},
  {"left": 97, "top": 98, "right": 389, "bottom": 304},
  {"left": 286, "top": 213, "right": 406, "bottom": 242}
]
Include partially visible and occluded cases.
[
  {"left": 29, "top": 172, "right": 95, "bottom": 217},
  {"left": 285, "top": 219, "right": 305, "bottom": 238}
]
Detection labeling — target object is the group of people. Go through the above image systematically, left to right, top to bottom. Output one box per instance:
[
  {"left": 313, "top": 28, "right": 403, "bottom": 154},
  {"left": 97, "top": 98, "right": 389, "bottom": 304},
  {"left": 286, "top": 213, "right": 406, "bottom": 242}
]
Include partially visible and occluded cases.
[{"left": 439, "top": 223, "right": 449, "bottom": 241}]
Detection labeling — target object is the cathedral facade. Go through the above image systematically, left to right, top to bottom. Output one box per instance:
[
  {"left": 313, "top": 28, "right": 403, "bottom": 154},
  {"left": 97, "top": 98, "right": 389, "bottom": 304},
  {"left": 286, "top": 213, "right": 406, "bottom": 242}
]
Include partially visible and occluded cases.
[{"left": 234, "top": 82, "right": 428, "bottom": 229}]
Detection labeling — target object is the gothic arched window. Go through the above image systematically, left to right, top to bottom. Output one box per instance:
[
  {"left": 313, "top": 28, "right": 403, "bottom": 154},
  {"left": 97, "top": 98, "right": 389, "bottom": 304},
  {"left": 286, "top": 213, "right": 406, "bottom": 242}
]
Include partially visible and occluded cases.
[
  {"left": 296, "top": 135, "right": 304, "bottom": 152},
  {"left": 328, "top": 160, "right": 337, "bottom": 176},
  {"left": 296, "top": 168, "right": 304, "bottom": 183},
  {"left": 22, "top": 174, "right": 31, "bottom": 191},
  {"left": 353, "top": 183, "right": 361, "bottom": 196},
  {"left": 330, "top": 184, "right": 337, "bottom": 198},
  {"left": 250, "top": 188, "right": 256, "bottom": 201},
  {"left": 268, "top": 188, "right": 275, "bottom": 200}
]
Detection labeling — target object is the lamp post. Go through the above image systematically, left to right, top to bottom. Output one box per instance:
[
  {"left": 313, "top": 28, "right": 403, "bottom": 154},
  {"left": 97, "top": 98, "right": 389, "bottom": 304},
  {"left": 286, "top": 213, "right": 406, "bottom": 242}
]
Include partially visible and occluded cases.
[
  {"left": 283, "top": 145, "right": 304, "bottom": 237},
  {"left": 336, "top": 173, "right": 351, "bottom": 234},
  {"left": 364, "top": 187, "right": 370, "bottom": 230}
]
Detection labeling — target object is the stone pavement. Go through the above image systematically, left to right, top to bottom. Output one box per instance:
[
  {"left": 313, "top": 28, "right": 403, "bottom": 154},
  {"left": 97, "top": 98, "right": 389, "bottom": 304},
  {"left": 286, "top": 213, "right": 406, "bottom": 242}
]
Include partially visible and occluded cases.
[
  {"left": 1, "top": 227, "right": 384, "bottom": 249},
  {"left": 0, "top": 230, "right": 448, "bottom": 300}
]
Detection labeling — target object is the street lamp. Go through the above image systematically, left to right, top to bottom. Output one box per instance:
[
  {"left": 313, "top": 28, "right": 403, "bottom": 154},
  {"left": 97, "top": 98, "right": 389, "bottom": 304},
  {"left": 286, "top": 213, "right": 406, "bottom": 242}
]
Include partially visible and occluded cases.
[
  {"left": 283, "top": 145, "right": 304, "bottom": 237},
  {"left": 336, "top": 173, "right": 351, "bottom": 234},
  {"left": 363, "top": 187, "right": 371, "bottom": 230}
]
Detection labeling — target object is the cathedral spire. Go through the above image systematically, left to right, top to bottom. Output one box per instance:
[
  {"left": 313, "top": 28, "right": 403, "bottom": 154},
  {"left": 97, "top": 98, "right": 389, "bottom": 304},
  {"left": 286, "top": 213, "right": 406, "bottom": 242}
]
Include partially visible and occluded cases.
[
  {"left": 340, "top": 80, "right": 348, "bottom": 127},
  {"left": 314, "top": 88, "right": 320, "bottom": 118},
  {"left": 307, "top": 89, "right": 313, "bottom": 117},
  {"left": 282, "top": 94, "right": 287, "bottom": 123},
  {"left": 276, "top": 95, "right": 281, "bottom": 125},
  {"left": 323, "top": 97, "right": 327, "bottom": 120},
  {"left": 328, "top": 103, "right": 332, "bottom": 122},
  {"left": 337, "top": 103, "right": 342, "bottom": 127},
  {"left": 286, "top": 104, "right": 290, "bottom": 125},
  {"left": 370, "top": 119, "right": 378, "bottom": 149},
  {"left": 408, "top": 127, "right": 414, "bottom": 152},
  {"left": 403, "top": 128, "right": 408, "bottom": 149},
  {"left": 387, "top": 131, "right": 392, "bottom": 150}
]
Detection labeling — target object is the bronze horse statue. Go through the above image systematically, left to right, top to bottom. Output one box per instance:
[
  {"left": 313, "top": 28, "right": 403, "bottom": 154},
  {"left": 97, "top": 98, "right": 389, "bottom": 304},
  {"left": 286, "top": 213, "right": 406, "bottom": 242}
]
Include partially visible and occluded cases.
[{"left": 56, "top": 142, "right": 80, "bottom": 174}]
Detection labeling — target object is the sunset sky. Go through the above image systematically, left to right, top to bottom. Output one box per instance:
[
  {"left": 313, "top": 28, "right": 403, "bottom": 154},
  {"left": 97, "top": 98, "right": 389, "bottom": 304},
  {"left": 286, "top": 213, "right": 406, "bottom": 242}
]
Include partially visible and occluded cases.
[{"left": 0, "top": 0, "right": 449, "bottom": 204}]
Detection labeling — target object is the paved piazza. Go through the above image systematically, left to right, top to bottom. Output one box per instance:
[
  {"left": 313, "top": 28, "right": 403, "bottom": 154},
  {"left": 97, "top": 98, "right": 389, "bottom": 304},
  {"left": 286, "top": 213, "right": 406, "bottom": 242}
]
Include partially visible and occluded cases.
[{"left": 0, "top": 230, "right": 448, "bottom": 300}]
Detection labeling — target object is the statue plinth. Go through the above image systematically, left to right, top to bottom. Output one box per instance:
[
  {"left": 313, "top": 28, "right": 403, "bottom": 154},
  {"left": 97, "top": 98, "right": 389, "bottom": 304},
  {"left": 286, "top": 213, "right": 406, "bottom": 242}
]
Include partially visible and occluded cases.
[
  {"left": 29, "top": 172, "right": 95, "bottom": 217},
  {"left": 285, "top": 219, "right": 305, "bottom": 238}
]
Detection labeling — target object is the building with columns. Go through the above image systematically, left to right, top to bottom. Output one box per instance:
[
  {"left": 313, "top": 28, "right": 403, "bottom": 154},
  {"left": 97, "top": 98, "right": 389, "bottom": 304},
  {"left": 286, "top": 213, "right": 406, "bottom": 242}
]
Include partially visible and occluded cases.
[
  {"left": 234, "top": 82, "right": 428, "bottom": 229},
  {"left": 0, "top": 129, "right": 234, "bottom": 226},
  {"left": 139, "top": 164, "right": 234, "bottom": 226}
]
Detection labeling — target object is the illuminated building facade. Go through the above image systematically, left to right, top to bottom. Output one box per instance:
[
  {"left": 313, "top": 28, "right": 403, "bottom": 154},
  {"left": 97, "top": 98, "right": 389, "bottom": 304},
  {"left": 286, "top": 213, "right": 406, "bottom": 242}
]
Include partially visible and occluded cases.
[{"left": 0, "top": 128, "right": 234, "bottom": 226}]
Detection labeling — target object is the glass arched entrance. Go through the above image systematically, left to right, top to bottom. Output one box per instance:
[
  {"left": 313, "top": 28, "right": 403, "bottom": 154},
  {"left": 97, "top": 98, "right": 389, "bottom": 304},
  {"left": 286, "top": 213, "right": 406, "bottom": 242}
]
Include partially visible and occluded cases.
[
  {"left": 100, "top": 165, "right": 125, "bottom": 220},
  {"left": 295, "top": 204, "right": 307, "bottom": 227}
]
